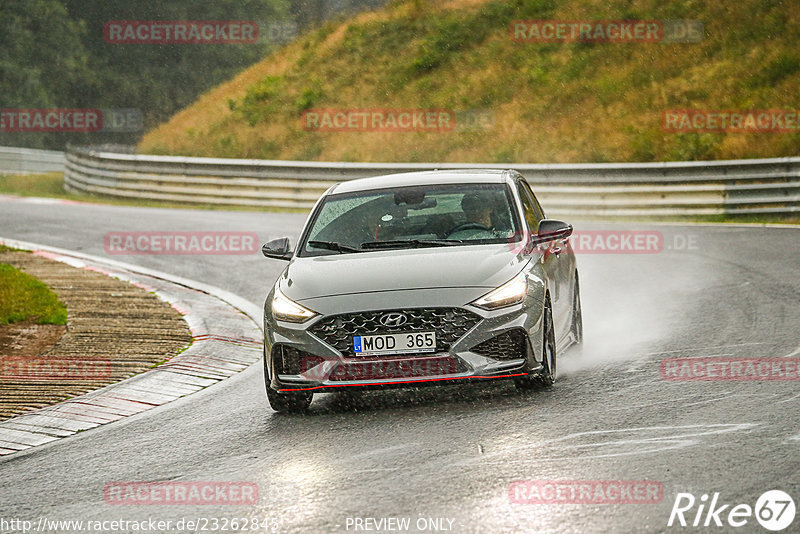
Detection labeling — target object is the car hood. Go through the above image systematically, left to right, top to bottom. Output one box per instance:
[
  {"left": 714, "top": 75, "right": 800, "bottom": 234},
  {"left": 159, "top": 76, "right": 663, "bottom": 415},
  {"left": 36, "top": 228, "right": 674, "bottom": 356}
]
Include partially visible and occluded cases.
[{"left": 280, "top": 244, "right": 529, "bottom": 302}]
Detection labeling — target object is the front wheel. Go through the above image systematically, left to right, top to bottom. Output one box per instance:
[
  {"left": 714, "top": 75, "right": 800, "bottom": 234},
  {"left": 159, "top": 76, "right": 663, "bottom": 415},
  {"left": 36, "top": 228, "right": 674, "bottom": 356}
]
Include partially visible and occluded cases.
[
  {"left": 571, "top": 273, "right": 583, "bottom": 346},
  {"left": 515, "top": 299, "right": 556, "bottom": 391},
  {"left": 266, "top": 386, "right": 312, "bottom": 414}
]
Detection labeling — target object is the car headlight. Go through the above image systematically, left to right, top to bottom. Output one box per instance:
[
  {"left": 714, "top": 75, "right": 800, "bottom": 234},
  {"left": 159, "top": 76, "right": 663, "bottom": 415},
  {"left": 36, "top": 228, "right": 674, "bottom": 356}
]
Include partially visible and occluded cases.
[
  {"left": 471, "top": 272, "right": 528, "bottom": 310},
  {"left": 271, "top": 287, "right": 317, "bottom": 323}
]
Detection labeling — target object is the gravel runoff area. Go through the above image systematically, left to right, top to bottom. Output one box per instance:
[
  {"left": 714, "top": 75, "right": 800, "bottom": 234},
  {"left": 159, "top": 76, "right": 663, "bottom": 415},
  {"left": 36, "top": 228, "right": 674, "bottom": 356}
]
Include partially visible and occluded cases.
[
  {"left": 0, "top": 241, "right": 263, "bottom": 456},
  {"left": 0, "top": 249, "right": 192, "bottom": 420}
]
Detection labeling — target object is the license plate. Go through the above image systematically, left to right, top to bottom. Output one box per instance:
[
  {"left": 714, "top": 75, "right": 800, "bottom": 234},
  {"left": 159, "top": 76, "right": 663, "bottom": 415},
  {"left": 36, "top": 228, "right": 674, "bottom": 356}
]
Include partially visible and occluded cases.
[{"left": 353, "top": 331, "right": 436, "bottom": 356}]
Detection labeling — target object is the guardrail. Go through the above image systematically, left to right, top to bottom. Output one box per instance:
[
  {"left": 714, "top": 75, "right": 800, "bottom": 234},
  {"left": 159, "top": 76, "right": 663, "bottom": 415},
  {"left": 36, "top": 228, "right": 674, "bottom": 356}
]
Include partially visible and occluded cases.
[
  {"left": 0, "top": 146, "right": 65, "bottom": 174},
  {"left": 64, "top": 146, "right": 800, "bottom": 218}
]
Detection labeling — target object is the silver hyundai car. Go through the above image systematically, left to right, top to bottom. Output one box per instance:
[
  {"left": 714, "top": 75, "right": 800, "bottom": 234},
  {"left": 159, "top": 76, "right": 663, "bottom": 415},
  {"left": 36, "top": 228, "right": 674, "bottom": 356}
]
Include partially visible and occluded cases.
[{"left": 261, "top": 169, "right": 582, "bottom": 413}]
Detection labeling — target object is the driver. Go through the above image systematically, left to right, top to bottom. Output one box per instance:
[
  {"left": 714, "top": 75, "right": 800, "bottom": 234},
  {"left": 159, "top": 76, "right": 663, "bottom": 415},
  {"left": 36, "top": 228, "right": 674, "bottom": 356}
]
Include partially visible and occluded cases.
[{"left": 460, "top": 192, "right": 494, "bottom": 229}]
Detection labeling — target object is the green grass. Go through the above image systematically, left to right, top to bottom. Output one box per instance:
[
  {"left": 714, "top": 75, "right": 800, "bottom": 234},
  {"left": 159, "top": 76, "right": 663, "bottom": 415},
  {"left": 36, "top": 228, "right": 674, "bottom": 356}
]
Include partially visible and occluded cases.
[
  {"left": 140, "top": 0, "right": 800, "bottom": 164},
  {"left": 0, "top": 173, "right": 309, "bottom": 213},
  {"left": 0, "top": 173, "right": 72, "bottom": 198},
  {"left": 0, "top": 263, "right": 67, "bottom": 325}
]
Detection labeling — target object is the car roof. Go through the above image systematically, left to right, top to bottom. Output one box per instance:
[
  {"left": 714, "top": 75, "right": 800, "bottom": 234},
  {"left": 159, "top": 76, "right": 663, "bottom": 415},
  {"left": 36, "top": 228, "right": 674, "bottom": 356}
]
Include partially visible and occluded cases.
[{"left": 330, "top": 169, "right": 516, "bottom": 195}]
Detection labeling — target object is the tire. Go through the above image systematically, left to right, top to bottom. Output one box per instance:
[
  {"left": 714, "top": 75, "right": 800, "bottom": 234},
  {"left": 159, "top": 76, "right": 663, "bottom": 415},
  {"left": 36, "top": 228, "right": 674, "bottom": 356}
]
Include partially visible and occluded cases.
[
  {"left": 571, "top": 274, "right": 583, "bottom": 346},
  {"left": 515, "top": 299, "right": 556, "bottom": 391},
  {"left": 266, "top": 386, "right": 312, "bottom": 414}
]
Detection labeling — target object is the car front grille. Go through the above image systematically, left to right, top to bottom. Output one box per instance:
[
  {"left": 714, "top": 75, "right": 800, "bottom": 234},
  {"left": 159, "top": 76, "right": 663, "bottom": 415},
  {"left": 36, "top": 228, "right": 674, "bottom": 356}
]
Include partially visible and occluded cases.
[
  {"left": 309, "top": 307, "right": 481, "bottom": 356},
  {"left": 471, "top": 329, "right": 528, "bottom": 360}
]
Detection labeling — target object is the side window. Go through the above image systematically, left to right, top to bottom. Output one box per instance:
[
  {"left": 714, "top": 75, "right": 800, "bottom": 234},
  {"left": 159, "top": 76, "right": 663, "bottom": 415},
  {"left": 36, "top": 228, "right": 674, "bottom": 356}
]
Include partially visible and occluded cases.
[
  {"left": 520, "top": 180, "right": 545, "bottom": 220},
  {"left": 516, "top": 183, "right": 539, "bottom": 232}
]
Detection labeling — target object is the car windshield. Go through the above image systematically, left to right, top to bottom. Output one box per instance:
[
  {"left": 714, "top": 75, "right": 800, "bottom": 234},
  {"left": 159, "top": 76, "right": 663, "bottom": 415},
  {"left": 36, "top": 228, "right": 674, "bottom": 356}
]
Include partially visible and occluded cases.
[{"left": 300, "top": 183, "right": 521, "bottom": 256}]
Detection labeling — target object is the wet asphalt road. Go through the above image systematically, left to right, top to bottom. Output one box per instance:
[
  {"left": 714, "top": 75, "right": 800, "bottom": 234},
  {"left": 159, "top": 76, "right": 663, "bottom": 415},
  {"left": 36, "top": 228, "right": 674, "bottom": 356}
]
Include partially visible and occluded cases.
[{"left": 0, "top": 197, "right": 798, "bottom": 534}]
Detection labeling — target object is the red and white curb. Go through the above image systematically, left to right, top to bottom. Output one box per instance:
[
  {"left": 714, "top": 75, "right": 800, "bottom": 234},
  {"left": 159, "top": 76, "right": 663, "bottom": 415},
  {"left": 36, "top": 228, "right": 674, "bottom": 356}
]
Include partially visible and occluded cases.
[{"left": 0, "top": 238, "right": 263, "bottom": 456}]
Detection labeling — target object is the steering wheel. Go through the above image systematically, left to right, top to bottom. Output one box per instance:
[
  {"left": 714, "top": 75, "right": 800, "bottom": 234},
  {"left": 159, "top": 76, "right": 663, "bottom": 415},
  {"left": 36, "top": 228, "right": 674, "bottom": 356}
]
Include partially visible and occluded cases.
[{"left": 446, "top": 222, "right": 490, "bottom": 237}]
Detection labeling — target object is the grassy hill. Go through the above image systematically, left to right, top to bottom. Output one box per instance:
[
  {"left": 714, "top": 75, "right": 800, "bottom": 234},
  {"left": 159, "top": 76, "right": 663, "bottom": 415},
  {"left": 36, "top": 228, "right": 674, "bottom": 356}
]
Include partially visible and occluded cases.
[{"left": 139, "top": 0, "right": 800, "bottom": 163}]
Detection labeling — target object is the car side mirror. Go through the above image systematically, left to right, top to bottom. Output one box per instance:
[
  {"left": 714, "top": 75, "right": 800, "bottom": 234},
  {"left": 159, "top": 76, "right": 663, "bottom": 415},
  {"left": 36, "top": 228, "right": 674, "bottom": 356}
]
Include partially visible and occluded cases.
[
  {"left": 533, "top": 219, "right": 573, "bottom": 244},
  {"left": 262, "top": 238, "right": 293, "bottom": 260}
]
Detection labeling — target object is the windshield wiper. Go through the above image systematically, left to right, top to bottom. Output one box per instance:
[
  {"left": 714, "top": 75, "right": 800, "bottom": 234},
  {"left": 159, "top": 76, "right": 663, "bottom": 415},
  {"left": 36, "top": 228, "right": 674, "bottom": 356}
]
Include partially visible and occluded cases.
[
  {"left": 360, "top": 239, "right": 464, "bottom": 250},
  {"left": 307, "top": 240, "right": 361, "bottom": 253}
]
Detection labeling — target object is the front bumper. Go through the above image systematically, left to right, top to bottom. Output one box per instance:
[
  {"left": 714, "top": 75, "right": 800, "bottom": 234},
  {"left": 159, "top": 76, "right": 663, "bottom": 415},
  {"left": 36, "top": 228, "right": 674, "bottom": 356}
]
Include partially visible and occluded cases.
[
  {"left": 264, "top": 290, "right": 546, "bottom": 393},
  {"left": 274, "top": 352, "right": 538, "bottom": 392}
]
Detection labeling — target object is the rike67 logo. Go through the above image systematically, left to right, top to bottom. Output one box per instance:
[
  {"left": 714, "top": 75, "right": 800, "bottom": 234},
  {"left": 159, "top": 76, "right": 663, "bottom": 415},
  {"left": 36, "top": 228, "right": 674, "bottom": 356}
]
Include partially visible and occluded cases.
[{"left": 668, "top": 490, "right": 795, "bottom": 531}]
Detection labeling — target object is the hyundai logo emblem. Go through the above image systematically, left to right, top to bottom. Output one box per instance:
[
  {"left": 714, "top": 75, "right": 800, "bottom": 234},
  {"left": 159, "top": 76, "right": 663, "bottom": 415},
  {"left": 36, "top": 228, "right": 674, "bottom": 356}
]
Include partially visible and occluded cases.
[{"left": 379, "top": 313, "right": 408, "bottom": 327}]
